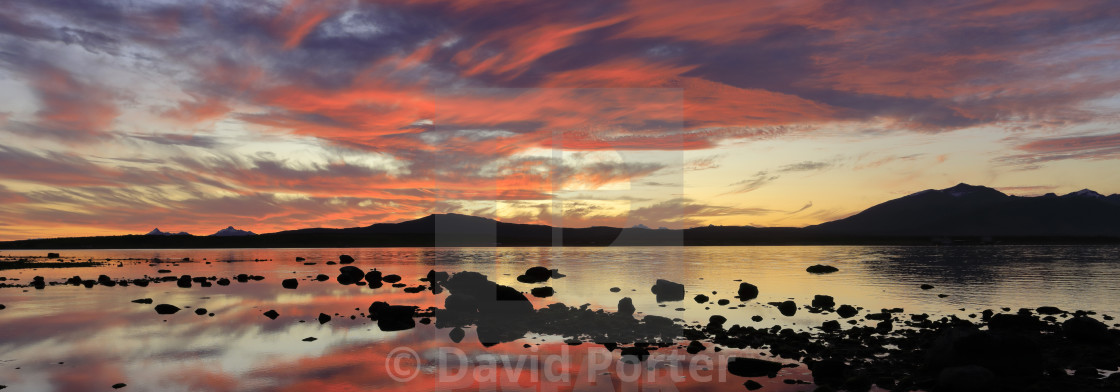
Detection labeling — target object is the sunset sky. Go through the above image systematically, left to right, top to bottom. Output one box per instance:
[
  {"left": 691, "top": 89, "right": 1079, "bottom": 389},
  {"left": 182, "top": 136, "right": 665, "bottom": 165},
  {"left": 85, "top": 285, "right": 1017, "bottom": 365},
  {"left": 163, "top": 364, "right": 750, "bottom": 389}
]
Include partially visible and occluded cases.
[{"left": 2, "top": 0, "right": 1120, "bottom": 240}]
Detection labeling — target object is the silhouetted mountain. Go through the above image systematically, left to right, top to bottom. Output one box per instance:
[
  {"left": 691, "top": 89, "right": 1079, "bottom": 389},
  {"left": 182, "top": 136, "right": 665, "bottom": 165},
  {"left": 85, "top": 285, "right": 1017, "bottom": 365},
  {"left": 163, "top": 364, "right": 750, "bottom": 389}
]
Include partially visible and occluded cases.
[
  {"left": 808, "top": 183, "right": 1120, "bottom": 236},
  {"left": 2, "top": 185, "right": 1119, "bottom": 249},
  {"left": 209, "top": 226, "right": 256, "bottom": 236},
  {"left": 145, "top": 228, "right": 191, "bottom": 236}
]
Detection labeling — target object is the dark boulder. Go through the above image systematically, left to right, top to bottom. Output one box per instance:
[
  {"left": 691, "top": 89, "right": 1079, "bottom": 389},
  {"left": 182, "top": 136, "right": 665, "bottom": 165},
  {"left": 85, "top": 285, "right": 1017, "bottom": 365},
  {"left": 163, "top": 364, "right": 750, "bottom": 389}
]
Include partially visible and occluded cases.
[
  {"left": 338, "top": 255, "right": 355, "bottom": 264},
  {"left": 336, "top": 266, "right": 364, "bottom": 285},
  {"left": 517, "top": 266, "right": 553, "bottom": 284},
  {"left": 364, "top": 270, "right": 382, "bottom": 283},
  {"left": 314, "top": 274, "right": 329, "bottom": 282},
  {"left": 382, "top": 274, "right": 402, "bottom": 283},
  {"left": 176, "top": 275, "right": 192, "bottom": 288},
  {"left": 217, "top": 278, "right": 231, "bottom": 286},
  {"left": 281, "top": 279, "right": 298, "bottom": 289},
  {"left": 651, "top": 279, "right": 685, "bottom": 302},
  {"left": 738, "top": 282, "right": 759, "bottom": 300},
  {"left": 920, "top": 284, "right": 935, "bottom": 290},
  {"left": 530, "top": 287, "right": 554, "bottom": 298},
  {"left": 694, "top": 294, "right": 709, "bottom": 303},
  {"left": 811, "top": 295, "right": 835, "bottom": 309},
  {"left": 618, "top": 297, "right": 636, "bottom": 318},
  {"left": 131, "top": 298, "right": 153, "bottom": 304},
  {"left": 777, "top": 300, "right": 797, "bottom": 316},
  {"left": 369, "top": 301, "right": 418, "bottom": 331},
  {"left": 154, "top": 304, "right": 180, "bottom": 314},
  {"left": 263, "top": 310, "right": 279, "bottom": 320},
  {"left": 318, "top": 313, "right": 331, "bottom": 324},
  {"left": 1063, "top": 316, "right": 1111, "bottom": 344},
  {"left": 449, "top": 326, "right": 466, "bottom": 343},
  {"left": 686, "top": 340, "right": 706, "bottom": 354},
  {"left": 620, "top": 347, "right": 650, "bottom": 363},
  {"left": 727, "top": 357, "right": 784, "bottom": 378}
]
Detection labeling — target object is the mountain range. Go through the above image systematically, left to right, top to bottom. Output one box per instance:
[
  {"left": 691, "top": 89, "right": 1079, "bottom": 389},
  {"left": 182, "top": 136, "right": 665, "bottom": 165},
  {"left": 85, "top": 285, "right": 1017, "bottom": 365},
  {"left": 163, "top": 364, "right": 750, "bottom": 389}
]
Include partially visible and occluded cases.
[{"left": 2, "top": 183, "right": 1118, "bottom": 249}]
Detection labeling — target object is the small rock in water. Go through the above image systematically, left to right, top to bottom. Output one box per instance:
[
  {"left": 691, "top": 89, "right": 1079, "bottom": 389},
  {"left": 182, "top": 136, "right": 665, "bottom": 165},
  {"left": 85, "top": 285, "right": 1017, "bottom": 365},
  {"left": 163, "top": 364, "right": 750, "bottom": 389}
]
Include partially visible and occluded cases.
[
  {"left": 339, "top": 255, "right": 355, "bottom": 264},
  {"left": 806, "top": 264, "right": 839, "bottom": 274},
  {"left": 336, "top": 266, "right": 364, "bottom": 285},
  {"left": 516, "top": 266, "right": 553, "bottom": 284},
  {"left": 315, "top": 274, "right": 329, "bottom": 281},
  {"left": 382, "top": 274, "right": 402, "bottom": 283},
  {"left": 176, "top": 275, "right": 192, "bottom": 288},
  {"left": 217, "top": 278, "right": 230, "bottom": 286},
  {"left": 282, "top": 279, "right": 298, "bottom": 289},
  {"left": 651, "top": 279, "right": 685, "bottom": 302},
  {"left": 738, "top": 282, "right": 759, "bottom": 301},
  {"left": 920, "top": 284, "right": 935, "bottom": 290},
  {"left": 530, "top": 287, "right": 555, "bottom": 298},
  {"left": 610, "top": 287, "right": 621, "bottom": 293},
  {"left": 694, "top": 294, "right": 710, "bottom": 303},
  {"left": 811, "top": 295, "right": 835, "bottom": 309},
  {"left": 617, "top": 297, "right": 636, "bottom": 318},
  {"left": 131, "top": 298, "right": 154, "bottom": 304},
  {"left": 717, "top": 299, "right": 730, "bottom": 306},
  {"left": 777, "top": 300, "right": 797, "bottom": 316},
  {"left": 154, "top": 304, "right": 180, "bottom": 315},
  {"left": 1036, "top": 306, "right": 1062, "bottom": 315},
  {"left": 194, "top": 308, "right": 207, "bottom": 315},
  {"left": 263, "top": 310, "right": 279, "bottom": 320},
  {"left": 318, "top": 313, "right": 331, "bottom": 324},
  {"left": 449, "top": 326, "right": 466, "bottom": 343},
  {"left": 302, "top": 337, "right": 317, "bottom": 342},
  {"left": 686, "top": 340, "right": 706, "bottom": 354},
  {"left": 727, "top": 357, "right": 784, "bottom": 378},
  {"left": 743, "top": 380, "right": 762, "bottom": 391},
  {"left": 112, "top": 383, "right": 126, "bottom": 389}
]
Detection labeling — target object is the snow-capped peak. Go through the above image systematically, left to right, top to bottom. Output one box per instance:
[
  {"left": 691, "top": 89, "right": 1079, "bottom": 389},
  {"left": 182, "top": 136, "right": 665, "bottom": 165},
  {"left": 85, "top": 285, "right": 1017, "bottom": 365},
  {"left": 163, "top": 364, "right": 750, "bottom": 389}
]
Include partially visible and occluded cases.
[
  {"left": 632, "top": 224, "right": 651, "bottom": 229},
  {"left": 210, "top": 226, "right": 257, "bottom": 237}
]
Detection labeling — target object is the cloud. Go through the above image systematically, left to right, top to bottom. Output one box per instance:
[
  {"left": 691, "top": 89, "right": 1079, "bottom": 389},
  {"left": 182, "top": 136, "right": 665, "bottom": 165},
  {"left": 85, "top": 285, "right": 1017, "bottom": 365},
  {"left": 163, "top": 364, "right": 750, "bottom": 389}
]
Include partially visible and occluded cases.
[
  {"left": 999, "top": 132, "right": 1120, "bottom": 164},
  {"left": 778, "top": 161, "right": 830, "bottom": 172},
  {"left": 725, "top": 171, "right": 779, "bottom": 194}
]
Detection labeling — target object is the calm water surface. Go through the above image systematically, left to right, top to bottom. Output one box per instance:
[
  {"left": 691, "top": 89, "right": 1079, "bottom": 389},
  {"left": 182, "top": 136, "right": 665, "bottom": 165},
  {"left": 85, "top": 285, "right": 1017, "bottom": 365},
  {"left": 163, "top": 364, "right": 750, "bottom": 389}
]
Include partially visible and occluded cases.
[{"left": 0, "top": 246, "right": 1118, "bottom": 391}]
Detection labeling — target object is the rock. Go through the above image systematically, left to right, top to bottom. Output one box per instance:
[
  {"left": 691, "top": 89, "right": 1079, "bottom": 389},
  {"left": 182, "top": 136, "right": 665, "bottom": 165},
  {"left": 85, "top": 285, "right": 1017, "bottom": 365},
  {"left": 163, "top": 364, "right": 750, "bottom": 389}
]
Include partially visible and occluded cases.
[
  {"left": 47, "top": 252, "right": 60, "bottom": 258},
  {"left": 339, "top": 255, "right": 355, "bottom": 264},
  {"left": 295, "top": 257, "right": 305, "bottom": 262},
  {"left": 806, "top": 264, "right": 839, "bottom": 274},
  {"left": 336, "top": 266, "right": 364, "bottom": 285},
  {"left": 517, "top": 266, "right": 553, "bottom": 283},
  {"left": 364, "top": 270, "right": 382, "bottom": 283},
  {"left": 315, "top": 274, "right": 329, "bottom": 282},
  {"left": 382, "top": 274, "right": 402, "bottom": 283},
  {"left": 176, "top": 275, "right": 192, "bottom": 288},
  {"left": 216, "top": 278, "right": 230, "bottom": 286},
  {"left": 282, "top": 278, "right": 298, "bottom": 289},
  {"left": 651, "top": 279, "right": 685, "bottom": 302},
  {"left": 738, "top": 282, "right": 759, "bottom": 300},
  {"left": 920, "top": 284, "right": 935, "bottom": 290},
  {"left": 530, "top": 287, "right": 555, "bottom": 298},
  {"left": 610, "top": 287, "right": 621, "bottom": 293},
  {"left": 694, "top": 294, "right": 710, "bottom": 303},
  {"left": 811, "top": 295, "right": 835, "bottom": 309},
  {"left": 617, "top": 297, "right": 635, "bottom": 318},
  {"left": 131, "top": 298, "right": 153, "bottom": 304},
  {"left": 717, "top": 299, "right": 731, "bottom": 305},
  {"left": 777, "top": 300, "right": 797, "bottom": 316},
  {"left": 368, "top": 301, "right": 418, "bottom": 331},
  {"left": 154, "top": 304, "right": 180, "bottom": 314},
  {"left": 836, "top": 305, "right": 858, "bottom": 318},
  {"left": 1036, "top": 306, "right": 1062, "bottom": 315},
  {"left": 194, "top": 308, "right": 207, "bottom": 315},
  {"left": 263, "top": 310, "right": 279, "bottom": 320},
  {"left": 318, "top": 313, "right": 331, "bottom": 324},
  {"left": 988, "top": 313, "right": 1041, "bottom": 333},
  {"left": 751, "top": 315, "right": 763, "bottom": 322},
  {"left": 1063, "top": 316, "right": 1111, "bottom": 343},
  {"left": 822, "top": 320, "right": 841, "bottom": 332},
  {"left": 449, "top": 326, "right": 466, "bottom": 343},
  {"left": 302, "top": 337, "right": 317, "bottom": 342},
  {"left": 686, "top": 340, "right": 706, "bottom": 354},
  {"left": 620, "top": 347, "right": 650, "bottom": 363},
  {"left": 727, "top": 357, "right": 784, "bottom": 378},
  {"left": 808, "top": 358, "right": 847, "bottom": 387},
  {"left": 937, "top": 365, "right": 995, "bottom": 392},
  {"left": 743, "top": 380, "right": 762, "bottom": 390},
  {"left": 112, "top": 383, "right": 126, "bottom": 389}
]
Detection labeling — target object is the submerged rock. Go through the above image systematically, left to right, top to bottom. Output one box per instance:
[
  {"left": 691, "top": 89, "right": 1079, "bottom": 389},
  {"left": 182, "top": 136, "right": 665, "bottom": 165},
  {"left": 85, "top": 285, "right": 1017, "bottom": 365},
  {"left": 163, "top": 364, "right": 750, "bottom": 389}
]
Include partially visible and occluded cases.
[{"left": 651, "top": 279, "right": 685, "bottom": 302}]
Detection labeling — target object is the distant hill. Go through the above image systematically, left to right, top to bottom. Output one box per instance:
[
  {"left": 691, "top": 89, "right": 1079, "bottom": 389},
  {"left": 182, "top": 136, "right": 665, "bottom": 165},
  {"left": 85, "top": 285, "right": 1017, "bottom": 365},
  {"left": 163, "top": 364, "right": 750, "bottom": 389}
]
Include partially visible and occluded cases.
[
  {"left": 807, "top": 183, "right": 1120, "bottom": 237},
  {"left": 1, "top": 184, "right": 1118, "bottom": 249},
  {"left": 145, "top": 228, "right": 191, "bottom": 236}
]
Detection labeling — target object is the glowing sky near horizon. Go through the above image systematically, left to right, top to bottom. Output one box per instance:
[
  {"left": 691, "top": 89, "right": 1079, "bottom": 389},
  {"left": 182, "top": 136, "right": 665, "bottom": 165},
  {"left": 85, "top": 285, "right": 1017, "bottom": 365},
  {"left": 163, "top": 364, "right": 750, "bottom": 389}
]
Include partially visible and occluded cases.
[{"left": 2, "top": 0, "right": 1120, "bottom": 240}]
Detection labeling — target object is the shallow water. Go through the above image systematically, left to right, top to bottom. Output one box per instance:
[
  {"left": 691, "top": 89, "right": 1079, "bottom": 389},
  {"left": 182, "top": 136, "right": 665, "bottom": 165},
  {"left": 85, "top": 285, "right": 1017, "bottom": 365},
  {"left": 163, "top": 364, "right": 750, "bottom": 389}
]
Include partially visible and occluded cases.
[{"left": 0, "top": 245, "right": 1118, "bottom": 391}]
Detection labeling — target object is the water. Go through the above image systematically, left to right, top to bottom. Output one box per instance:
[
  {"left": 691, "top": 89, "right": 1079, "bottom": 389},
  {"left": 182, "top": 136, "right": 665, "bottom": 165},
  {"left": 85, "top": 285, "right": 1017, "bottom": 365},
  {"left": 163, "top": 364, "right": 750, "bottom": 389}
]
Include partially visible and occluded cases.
[{"left": 0, "top": 246, "right": 1118, "bottom": 391}]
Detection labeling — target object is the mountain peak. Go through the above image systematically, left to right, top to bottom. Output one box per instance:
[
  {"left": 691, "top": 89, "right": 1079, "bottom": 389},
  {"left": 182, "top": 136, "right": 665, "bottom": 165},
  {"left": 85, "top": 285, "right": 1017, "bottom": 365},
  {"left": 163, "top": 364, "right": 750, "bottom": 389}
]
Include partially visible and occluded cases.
[
  {"left": 940, "top": 183, "right": 1003, "bottom": 197},
  {"left": 1064, "top": 189, "right": 1105, "bottom": 198},
  {"left": 210, "top": 226, "right": 256, "bottom": 237},
  {"left": 146, "top": 228, "right": 190, "bottom": 236}
]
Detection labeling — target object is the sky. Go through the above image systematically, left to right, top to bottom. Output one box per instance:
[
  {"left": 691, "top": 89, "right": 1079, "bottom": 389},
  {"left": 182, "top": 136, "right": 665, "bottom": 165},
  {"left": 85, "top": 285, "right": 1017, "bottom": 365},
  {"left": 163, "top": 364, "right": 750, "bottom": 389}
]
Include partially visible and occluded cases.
[{"left": 1, "top": 0, "right": 1120, "bottom": 240}]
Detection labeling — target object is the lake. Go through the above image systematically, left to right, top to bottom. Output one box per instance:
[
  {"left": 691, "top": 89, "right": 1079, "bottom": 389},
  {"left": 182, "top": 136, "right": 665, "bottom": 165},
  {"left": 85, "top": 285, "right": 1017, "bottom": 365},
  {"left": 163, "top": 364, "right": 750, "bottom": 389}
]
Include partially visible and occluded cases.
[{"left": 1, "top": 245, "right": 1118, "bottom": 391}]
